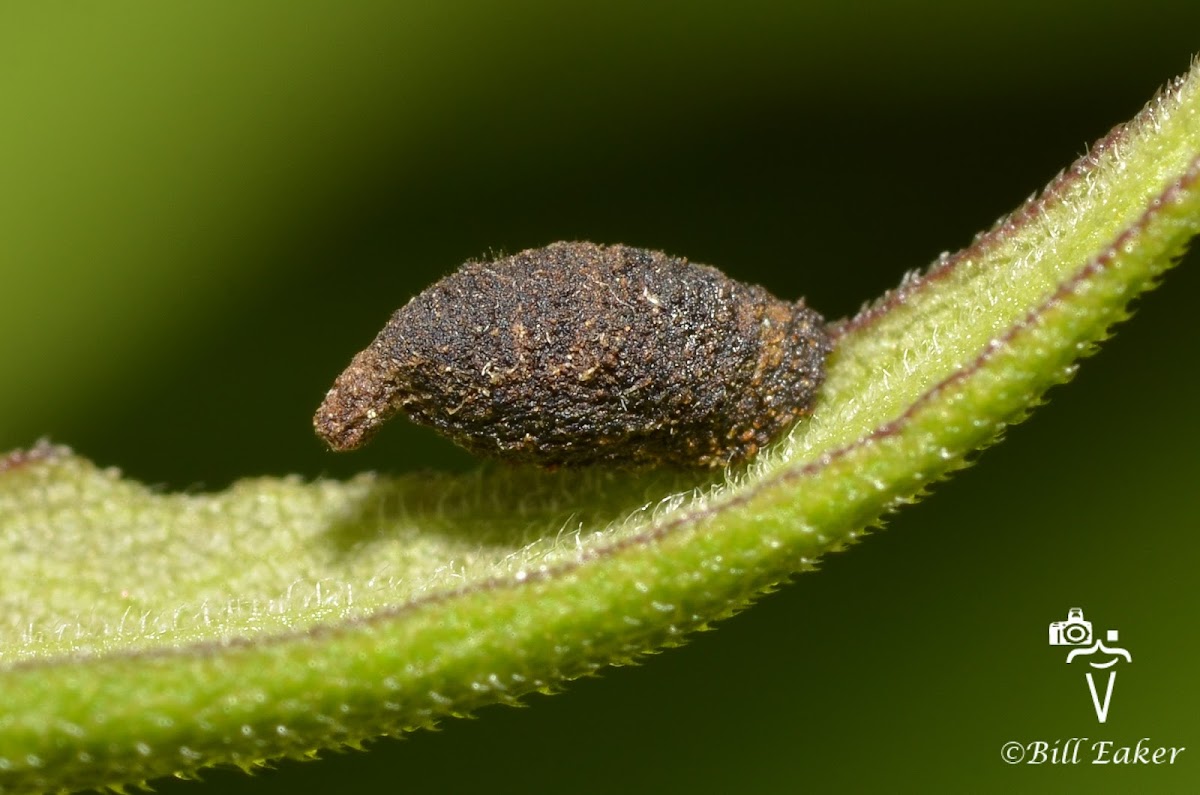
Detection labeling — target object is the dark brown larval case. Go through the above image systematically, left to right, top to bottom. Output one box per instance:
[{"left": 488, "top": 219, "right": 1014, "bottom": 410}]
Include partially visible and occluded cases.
[{"left": 315, "top": 241, "right": 830, "bottom": 468}]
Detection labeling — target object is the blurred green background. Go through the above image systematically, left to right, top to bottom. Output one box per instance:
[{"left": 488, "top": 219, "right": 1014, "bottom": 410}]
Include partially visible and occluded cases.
[{"left": 2, "top": 2, "right": 1197, "bottom": 793}]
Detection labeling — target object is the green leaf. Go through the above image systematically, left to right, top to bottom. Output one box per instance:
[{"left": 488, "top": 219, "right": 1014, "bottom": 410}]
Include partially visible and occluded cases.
[{"left": 2, "top": 61, "right": 1199, "bottom": 794}]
